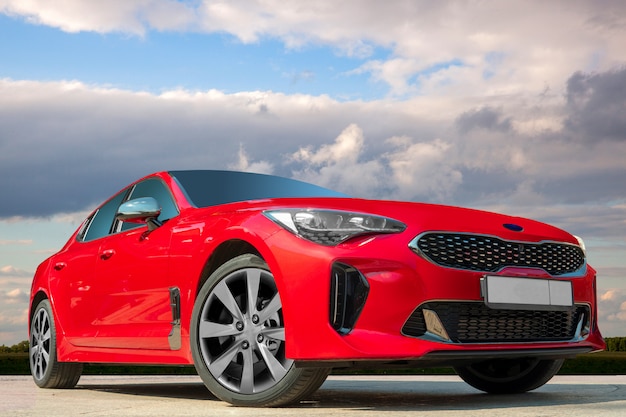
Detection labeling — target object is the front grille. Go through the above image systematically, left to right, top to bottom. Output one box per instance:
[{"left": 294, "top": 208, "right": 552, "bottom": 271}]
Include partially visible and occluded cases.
[
  {"left": 413, "top": 233, "right": 585, "bottom": 276},
  {"left": 402, "top": 302, "right": 588, "bottom": 343}
]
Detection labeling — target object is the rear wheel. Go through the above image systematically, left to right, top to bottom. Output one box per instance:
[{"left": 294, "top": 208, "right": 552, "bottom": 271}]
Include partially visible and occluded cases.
[
  {"left": 191, "top": 254, "right": 329, "bottom": 407},
  {"left": 30, "top": 299, "right": 82, "bottom": 388},
  {"left": 455, "top": 358, "right": 563, "bottom": 394}
]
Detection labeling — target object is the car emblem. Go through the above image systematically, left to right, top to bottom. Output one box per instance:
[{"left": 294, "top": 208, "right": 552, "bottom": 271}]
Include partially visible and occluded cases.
[{"left": 503, "top": 223, "right": 523, "bottom": 232}]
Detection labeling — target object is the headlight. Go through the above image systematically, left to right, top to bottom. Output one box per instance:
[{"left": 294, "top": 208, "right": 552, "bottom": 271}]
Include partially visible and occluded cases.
[{"left": 264, "top": 209, "right": 406, "bottom": 246}]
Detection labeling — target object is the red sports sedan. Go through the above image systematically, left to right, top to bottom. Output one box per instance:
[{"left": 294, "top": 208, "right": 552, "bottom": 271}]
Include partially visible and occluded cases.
[{"left": 29, "top": 170, "right": 605, "bottom": 406}]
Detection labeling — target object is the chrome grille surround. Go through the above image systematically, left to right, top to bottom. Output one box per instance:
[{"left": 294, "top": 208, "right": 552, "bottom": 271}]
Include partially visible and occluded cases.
[{"left": 410, "top": 232, "right": 586, "bottom": 276}]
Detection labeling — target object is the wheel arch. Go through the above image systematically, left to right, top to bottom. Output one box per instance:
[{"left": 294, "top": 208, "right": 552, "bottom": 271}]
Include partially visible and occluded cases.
[
  {"left": 187, "top": 232, "right": 303, "bottom": 362},
  {"left": 195, "top": 239, "right": 263, "bottom": 296},
  {"left": 189, "top": 249, "right": 331, "bottom": 406},
  {"left": 29, "top": 290, "right": 49, "bottom": 329}
]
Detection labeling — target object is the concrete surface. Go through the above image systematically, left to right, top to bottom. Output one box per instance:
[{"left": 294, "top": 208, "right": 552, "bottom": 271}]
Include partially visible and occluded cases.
[{"left": 1, "top": 374, "right": 626, "bottom": 416}]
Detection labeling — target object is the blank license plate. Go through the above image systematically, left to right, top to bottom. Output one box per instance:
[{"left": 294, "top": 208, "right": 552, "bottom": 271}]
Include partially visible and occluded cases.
[{"left": 482, "top": 275, "right": 573, "bottom": 310}]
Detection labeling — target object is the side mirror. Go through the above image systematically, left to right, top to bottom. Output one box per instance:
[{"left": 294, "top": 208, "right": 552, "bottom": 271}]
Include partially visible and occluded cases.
[{"left": 116, "top": 197, "right": 162, "bottom": 231}]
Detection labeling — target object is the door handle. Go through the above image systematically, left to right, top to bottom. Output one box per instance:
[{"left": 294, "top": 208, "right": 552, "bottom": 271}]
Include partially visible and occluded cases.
[
  {"left": 100, "top": 249, "right": 115, "bottom": 260},
  {"left": 54, "top": 262, "right": 67, "bottom": 271}
]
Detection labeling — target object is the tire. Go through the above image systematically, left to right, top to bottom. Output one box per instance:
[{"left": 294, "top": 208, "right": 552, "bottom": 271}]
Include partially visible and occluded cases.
[
  {"left": 190, "top": 254, "right": 330, "bottom": 407},
  {"left": 29, "top": 299, "right": 83, "bottom": 388},
  {"left": 454, "top": 357, "right": 564, "bottom": 394}
]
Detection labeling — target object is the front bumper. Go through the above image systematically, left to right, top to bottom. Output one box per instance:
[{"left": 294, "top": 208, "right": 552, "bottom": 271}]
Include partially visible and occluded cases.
[{"left": 262, "top": 230, "right": 605, "bottom": 364}]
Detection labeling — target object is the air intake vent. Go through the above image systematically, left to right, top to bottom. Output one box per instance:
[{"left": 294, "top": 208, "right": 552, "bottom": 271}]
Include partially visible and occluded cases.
[
  {"left": 412, "top": 233, "right": 585, "bottom": 276},
  {"left": 330, "top": 263, "right": 369, "bottom": 335},
  {"left": 402, "top": 302, "right": 589, "bottom": 343}
]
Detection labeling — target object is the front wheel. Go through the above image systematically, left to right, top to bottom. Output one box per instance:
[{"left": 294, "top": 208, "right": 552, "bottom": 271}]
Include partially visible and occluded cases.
[
  {"left": 190, "top": 254, "right": 329, "bottom": 407},
  {"left": 29, "top": 299, "right": 83, "bottom": 388},
  {"left": 454, "top": 358, "right": 563, "bottom": 394}
]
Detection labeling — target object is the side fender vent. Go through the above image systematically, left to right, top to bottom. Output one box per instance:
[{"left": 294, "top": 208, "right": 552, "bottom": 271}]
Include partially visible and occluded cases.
[
  {"left": 330, "top": 263, "right": 369, "bottom": 335},
  {"left": 168, "top": 287, "right": 181, "bottom": 350}
]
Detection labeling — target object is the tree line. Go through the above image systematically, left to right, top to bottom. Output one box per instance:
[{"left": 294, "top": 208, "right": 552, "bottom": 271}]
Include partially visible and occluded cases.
[
  {"left": 604, "top": 337, "right": 626, "bottom": 352},
  {"left": 0, "top": 340, "right": 29, "bottom": 353}
]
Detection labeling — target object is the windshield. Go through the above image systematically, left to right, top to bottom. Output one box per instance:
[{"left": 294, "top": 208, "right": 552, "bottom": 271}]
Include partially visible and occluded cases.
[{"left": 169, "top": 170, "right": 347, "bottom": 208}]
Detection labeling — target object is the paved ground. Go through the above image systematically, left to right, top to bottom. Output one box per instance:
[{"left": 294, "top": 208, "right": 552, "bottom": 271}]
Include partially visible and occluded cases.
[{"left": 2, "top": 374, "right": 626, "bottom": 416}]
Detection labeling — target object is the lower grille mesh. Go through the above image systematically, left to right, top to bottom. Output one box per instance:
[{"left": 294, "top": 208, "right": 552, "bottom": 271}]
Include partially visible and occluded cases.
[{"left": 402, "top": 302, "right": 588, "bottom": 343}]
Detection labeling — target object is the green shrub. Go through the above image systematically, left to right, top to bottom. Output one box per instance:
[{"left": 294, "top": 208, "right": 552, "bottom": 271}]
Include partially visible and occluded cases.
[{"left": 605, "top": 337, "right": 626, "bottom": 352}]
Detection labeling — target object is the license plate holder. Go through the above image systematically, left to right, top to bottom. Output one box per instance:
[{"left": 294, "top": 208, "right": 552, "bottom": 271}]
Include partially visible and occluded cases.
[{"left": 481, "top": 275, "right": 573, "bottom": 311}]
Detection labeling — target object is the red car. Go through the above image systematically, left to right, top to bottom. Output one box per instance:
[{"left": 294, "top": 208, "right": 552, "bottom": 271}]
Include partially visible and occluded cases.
[{"left": 29, "top": 170, "right": 605, "bottom": 406}]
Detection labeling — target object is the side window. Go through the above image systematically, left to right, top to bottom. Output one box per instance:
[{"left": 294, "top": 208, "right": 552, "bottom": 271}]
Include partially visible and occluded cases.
[
  {"left": 120, "top": 178, "right": 179, "bottom": 231},
  {"left": 81, "top": 191, "right": 127, "bottom": 242}
]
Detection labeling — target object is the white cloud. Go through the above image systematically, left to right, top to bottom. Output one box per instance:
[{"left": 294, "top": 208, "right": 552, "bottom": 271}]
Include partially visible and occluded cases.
[
  {"left": 0, "top": 0, "right": 196, "bottom": 35},
  {"left": 2, "top": 1, "right": 625, "bottom": 98},
  {"left": 354, "top": 59, "right": 423, "bottom": 97},
  {"left": 1, "top": 77, "right": 625, "bottom": 217},
  {"left": 292, "top": 123, "right": 364, "bottom": 165},
  {"left": 290, "top": 124, "right": 386, "bottom": 197},
  {"left": 384, "top": 136, "right": 462, "bottom": 201},
  {"left": 229, "top": 144, "right": 274, "bottom": 174},
  {"left": 0, "top": 239, "right": 32, "bottom": 246},
  {"left": 0, "top": 265, "right": 31, "bottom": 277},
  {"left": 0, "top": 268, "right": 31, "bottom": 344},
  {"left": 4, "top": 288, "right": 28, "bottom": 304},
  {"left": 599, "top": 289, "right": 626, "bottom": 323},
  {"left": 0, "top": 307, "right": 29, "bottom": 345},
  {"left": 0, "top": 310, "right": 28, "bottom": 326}
]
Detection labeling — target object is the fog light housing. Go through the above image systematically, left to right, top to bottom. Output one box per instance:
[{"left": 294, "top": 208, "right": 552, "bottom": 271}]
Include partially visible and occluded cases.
[{"left": 423, "top": 309, "right": 450, "bottom": 341}]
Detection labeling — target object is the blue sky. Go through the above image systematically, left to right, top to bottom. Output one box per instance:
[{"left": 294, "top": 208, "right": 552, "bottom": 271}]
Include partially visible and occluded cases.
[
  {"left": 1, "top": 0, "right": 626, "bottom": 345},
  {"left": 0, "top": 13, "right": 387, "bottom": 99}
]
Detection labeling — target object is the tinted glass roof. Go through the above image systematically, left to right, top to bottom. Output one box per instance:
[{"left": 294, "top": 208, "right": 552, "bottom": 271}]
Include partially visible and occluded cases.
[{"left": 169, "top": 170, "right": 346, "bottom": 207}]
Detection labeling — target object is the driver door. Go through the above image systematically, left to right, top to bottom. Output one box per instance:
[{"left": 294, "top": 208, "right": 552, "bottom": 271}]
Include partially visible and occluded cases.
[{"left": 89, "top": 178, "right": 180, "bottom": 350}]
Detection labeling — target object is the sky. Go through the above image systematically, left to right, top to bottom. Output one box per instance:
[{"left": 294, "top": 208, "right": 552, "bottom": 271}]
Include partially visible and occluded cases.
[{"left": 0, "top": 0, "right": 625, "bottom": 345}]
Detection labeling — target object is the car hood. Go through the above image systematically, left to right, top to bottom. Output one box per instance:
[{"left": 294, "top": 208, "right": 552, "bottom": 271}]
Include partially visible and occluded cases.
[{"left": 201, "top": 197, "right": 579, "bottom": 245}]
